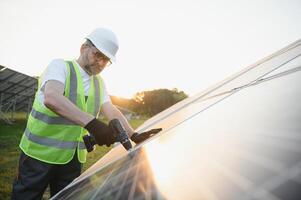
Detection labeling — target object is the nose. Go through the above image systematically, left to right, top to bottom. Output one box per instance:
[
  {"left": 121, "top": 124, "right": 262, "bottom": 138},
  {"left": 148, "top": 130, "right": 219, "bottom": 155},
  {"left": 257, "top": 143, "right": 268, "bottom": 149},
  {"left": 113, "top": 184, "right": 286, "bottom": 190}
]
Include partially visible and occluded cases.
[{"left": 96, "top": 60, "right": 105, "bottom": 70}]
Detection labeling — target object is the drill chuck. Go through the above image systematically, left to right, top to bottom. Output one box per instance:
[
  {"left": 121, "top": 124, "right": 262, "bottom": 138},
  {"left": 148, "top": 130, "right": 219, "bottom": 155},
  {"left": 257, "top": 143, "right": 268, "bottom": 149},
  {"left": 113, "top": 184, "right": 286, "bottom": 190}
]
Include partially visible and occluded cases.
[{"left": 109, "top": 119, "right": 132, "bottom": 150}]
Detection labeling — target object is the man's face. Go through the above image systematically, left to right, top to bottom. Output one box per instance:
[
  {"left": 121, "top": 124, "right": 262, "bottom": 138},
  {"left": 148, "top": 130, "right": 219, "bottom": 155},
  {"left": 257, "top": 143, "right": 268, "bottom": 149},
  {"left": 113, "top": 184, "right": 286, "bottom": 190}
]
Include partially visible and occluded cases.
[{"left": 84, "top": 46, "right": 112, "bottom": 75}]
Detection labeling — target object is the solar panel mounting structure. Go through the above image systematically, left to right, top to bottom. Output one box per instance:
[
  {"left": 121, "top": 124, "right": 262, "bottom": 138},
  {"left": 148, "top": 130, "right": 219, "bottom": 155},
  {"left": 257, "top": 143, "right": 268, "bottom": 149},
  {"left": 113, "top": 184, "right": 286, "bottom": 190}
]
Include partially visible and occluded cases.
[{"left": 0, "top": 65, "right": 37, "bottom": 124}]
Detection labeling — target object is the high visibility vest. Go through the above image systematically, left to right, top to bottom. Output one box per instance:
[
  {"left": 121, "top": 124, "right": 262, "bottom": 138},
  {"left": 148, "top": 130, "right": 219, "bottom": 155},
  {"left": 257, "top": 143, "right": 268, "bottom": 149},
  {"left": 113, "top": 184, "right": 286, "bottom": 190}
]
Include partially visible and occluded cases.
[{"left": 19, "top": 60, "right": 104, "bottom": 164}]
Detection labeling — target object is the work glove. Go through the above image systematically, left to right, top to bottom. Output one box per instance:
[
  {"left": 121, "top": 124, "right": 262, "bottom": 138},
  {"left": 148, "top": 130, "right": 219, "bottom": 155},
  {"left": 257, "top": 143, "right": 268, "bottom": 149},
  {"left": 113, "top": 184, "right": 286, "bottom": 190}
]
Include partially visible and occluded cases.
[
  {"left": 84, "top": 118, "right": 116, "bottom": 147},
  {"left": 130, "top": 128, "right": 162, "bottom": 144}
]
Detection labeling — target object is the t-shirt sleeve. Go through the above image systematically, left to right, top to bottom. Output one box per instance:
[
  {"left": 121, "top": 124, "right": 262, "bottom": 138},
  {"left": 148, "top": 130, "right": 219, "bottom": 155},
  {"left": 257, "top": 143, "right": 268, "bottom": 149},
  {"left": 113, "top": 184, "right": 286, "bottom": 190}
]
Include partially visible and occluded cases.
[{"left": 40, "top": 59, "right": 67, "bottom": 92}]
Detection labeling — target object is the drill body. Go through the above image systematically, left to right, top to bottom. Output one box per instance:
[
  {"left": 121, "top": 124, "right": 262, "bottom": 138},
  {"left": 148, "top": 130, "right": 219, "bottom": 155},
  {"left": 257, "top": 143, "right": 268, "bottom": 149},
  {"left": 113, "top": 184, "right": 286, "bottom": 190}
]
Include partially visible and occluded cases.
[
  {"left": 83, "top": 119, "right": 132, "bottom": 152},
  {"left": 109, "top": 119, "right": 132, "bottom": 150}
]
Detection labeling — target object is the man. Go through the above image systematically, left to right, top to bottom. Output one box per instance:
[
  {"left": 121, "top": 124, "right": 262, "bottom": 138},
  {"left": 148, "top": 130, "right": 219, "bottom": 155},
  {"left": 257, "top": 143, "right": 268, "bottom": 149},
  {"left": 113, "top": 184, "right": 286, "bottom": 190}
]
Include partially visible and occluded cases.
[{"left": 12, "top": 28, "right": 160, "bottom": 199}]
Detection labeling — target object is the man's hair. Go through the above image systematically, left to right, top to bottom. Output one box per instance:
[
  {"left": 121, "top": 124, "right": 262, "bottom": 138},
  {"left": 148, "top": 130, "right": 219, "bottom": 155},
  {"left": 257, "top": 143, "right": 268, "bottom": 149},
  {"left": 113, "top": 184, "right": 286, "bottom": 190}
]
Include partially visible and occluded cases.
[{"left": 84, "top": 39, "right": 107, "bottom": 59}]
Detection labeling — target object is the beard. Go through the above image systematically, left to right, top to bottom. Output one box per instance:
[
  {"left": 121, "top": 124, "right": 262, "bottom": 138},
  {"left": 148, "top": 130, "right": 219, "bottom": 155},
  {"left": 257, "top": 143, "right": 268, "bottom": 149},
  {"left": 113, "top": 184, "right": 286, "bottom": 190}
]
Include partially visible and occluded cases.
[{"left": 84, "top": 64, "right": 103, "bottom": 75}]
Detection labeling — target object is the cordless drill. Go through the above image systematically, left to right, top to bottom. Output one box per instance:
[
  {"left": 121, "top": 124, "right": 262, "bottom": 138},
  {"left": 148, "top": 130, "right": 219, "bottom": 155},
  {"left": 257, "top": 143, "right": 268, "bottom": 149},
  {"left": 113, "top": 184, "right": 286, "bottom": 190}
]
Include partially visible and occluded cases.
[{"left": 83, "top": 119, "right": 132, "bottom": 152}]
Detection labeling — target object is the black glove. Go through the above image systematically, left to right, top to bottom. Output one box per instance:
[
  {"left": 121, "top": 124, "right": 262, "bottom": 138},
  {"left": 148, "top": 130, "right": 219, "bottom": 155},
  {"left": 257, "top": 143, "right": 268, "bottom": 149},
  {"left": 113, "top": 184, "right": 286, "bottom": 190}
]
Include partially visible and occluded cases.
[
  {"left": 84, "top": 118, "right": 116, "bottom": 147},
  {"left": 130, "top": 128, "right": 162, "bottom": 144}
]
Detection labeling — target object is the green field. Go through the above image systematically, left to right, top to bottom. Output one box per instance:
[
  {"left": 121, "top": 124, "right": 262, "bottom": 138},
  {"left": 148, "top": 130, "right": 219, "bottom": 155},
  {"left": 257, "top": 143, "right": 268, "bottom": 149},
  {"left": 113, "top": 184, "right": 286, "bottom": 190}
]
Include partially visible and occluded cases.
[{"left": 0, "top": 118, "right": 147, "bottom": 200}]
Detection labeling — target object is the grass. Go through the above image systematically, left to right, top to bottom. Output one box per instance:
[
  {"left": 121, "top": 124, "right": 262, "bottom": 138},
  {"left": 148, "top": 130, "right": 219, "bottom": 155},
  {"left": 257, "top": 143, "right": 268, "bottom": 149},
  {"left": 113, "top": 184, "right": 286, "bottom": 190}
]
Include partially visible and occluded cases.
[
  {"left": 0, "top": 117, "right": 147, "bottom": 200},
  {"left": 0, "top": 120, "right": 26, "bottom": 200}
]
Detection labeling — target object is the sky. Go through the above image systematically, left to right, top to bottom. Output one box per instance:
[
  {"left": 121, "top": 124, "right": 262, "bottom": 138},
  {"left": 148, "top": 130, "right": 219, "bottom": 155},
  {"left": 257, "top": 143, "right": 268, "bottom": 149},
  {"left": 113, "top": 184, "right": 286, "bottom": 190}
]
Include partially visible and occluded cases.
[{"left": 0, "top": 0, "right": 300, "bottom": 98}]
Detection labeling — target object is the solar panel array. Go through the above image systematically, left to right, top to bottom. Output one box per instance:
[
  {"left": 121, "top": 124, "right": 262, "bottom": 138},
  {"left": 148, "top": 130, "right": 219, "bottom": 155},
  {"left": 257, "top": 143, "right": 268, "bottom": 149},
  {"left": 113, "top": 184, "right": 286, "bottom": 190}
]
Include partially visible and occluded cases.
[
  {"left": 52, "top": 39, "right": 301, "bottom": 200},
  {"left": 0, "top": 65, "right": 37, "bottom": 123}
]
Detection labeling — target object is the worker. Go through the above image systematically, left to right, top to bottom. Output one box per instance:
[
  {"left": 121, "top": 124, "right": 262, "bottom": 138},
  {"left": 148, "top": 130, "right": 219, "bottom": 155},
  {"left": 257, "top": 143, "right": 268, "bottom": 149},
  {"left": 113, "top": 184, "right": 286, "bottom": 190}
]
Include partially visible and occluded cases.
[{"left": 11, "top": 28, "right": 159, "bottom": 199}]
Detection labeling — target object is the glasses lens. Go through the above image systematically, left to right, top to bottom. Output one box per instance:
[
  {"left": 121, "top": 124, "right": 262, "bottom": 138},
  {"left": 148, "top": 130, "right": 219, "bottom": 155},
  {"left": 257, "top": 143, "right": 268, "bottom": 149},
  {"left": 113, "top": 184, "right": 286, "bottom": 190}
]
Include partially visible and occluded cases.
[
  {"left": 91, "top": 47, "right": 112, "bottom": 66},
  {"left": 106, "top": 60, "right": 112, "bottom": 67}
]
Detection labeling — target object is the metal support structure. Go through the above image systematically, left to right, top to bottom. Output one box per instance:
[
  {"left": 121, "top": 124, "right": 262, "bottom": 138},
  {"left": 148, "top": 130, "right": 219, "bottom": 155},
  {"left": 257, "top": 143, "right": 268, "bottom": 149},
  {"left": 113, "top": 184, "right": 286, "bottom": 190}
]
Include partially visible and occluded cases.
[
  {"left": 0, "top": 93, "right": 13, "bottom": 124},
  {"left": 0, "top": 93, "right": 3, "bottom": 112},
  {"left": 0, "top": 94, "right": 18, "bottom": 124},
  {"left": 11, "top": 96, "right": 17, "bottom": 121},
  {"left": 27, "top": 97, "right": 32, "bottom": 118}
]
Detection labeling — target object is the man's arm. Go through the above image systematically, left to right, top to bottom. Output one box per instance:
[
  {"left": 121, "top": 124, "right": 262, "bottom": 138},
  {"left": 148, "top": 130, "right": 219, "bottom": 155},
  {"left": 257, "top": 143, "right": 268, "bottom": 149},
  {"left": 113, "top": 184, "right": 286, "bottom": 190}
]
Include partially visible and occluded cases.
[
  {"left": 44, "top": 80, "right": 94, "bottom": 126},
  {"left": 101, "top": 102, "right": 135, "bottom": 137}
]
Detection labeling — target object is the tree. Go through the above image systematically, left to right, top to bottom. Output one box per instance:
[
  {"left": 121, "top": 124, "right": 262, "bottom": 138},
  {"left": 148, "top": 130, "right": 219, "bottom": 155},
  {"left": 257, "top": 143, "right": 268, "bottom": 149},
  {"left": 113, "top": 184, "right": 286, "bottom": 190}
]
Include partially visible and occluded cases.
[{"left": 133, "top": 88, "right": 188, "bottom": 116}]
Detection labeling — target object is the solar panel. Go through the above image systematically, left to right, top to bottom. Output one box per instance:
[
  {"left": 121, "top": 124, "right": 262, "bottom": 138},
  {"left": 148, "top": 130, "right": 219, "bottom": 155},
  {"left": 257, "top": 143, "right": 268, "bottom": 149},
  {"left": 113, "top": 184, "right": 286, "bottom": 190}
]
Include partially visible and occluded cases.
[
  {"left": 52, "top": 39, "right": 301, "bottom": 200},
  {"left": 0, "top": 65, "right": 37, "bottom": 123}
]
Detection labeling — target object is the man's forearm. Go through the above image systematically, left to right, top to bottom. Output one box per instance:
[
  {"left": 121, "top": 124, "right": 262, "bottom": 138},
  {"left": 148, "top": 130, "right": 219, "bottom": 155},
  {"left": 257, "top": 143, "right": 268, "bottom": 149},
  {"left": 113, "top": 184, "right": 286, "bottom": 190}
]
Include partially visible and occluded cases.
[{"left": 102, "top": 103, "right": 135, "bottom": 137}]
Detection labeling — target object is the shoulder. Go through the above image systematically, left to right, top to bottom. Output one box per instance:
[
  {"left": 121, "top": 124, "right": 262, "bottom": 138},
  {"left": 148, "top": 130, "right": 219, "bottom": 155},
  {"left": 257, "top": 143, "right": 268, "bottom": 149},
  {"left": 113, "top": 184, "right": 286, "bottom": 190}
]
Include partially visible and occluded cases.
[
  {"left": 41, "top": 58, "right": 69, "bottom": 86},
  {"left": 44, "top": 58, "right": 69, "bottom": 77},
  {"left": 47, "top": 58, "right": 68, "bottom": 71}
]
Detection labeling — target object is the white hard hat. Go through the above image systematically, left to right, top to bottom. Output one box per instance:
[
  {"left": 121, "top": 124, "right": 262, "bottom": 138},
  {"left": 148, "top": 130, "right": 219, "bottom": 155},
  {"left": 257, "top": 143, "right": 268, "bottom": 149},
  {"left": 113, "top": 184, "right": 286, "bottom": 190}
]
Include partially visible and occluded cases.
[{"left": 85, "top": 28, "right": 119, "bottom": 62}]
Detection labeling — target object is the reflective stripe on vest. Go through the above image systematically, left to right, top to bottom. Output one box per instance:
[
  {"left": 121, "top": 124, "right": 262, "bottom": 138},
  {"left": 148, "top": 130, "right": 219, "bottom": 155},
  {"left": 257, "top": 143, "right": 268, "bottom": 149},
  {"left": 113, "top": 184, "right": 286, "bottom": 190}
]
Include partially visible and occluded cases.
[
  {"left": 68, "top": 61, "right": 77, "bottom": 104},
  {"left": 31, "top": 108, "right": 76, "bottom": 125},
  {"left": 24, "top": 128, "right": 86, "bottom": 149}
]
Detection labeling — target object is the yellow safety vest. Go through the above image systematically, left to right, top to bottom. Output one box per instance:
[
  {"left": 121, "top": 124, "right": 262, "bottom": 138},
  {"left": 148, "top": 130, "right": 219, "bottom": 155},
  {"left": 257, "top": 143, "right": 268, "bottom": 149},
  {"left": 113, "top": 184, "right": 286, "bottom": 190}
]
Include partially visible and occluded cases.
[{"left": 19, "top": 60, "right": 104, "bottom": 164}]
